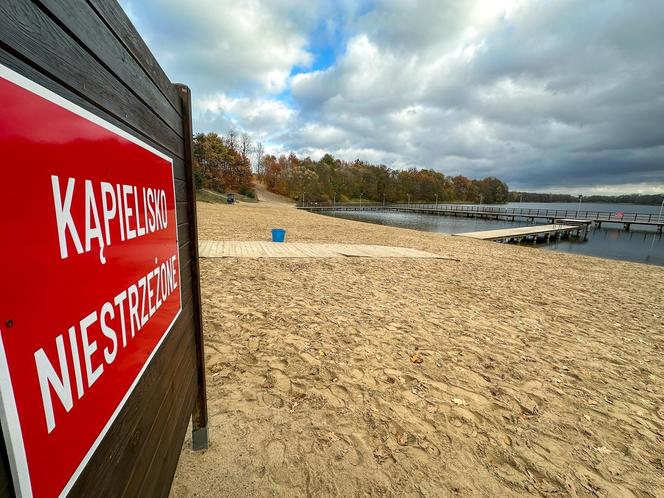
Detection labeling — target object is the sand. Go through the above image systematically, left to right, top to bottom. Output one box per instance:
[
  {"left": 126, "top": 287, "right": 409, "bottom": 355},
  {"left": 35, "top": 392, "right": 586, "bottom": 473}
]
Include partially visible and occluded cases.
[{"left": 170, "top": 193, "right": 664, "bottom": 497}]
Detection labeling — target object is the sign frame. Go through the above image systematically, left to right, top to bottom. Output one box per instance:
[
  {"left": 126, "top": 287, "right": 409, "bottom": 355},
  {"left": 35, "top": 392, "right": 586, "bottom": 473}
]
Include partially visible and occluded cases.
[{"left": 0, "top": 62, "right": 183, "bottom": 498}]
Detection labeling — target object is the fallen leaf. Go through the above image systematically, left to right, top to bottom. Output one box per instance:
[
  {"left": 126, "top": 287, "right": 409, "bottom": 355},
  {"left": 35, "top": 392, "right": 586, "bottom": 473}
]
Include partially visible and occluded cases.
[
  {"left": 410, "top": 353, "right": 423, "bottom": 364},
  {"left": 326, "top": 432, "right": 339, "bottom": 442},
  {"left": 395, "top": 432, "right": 408, "bottom": 446},
  {"left": 373, "top": 447, "right": 389, "bottom": 463}
]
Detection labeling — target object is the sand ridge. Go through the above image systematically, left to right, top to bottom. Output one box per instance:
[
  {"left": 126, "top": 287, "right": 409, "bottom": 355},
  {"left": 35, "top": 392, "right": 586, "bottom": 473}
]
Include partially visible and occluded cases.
[{"left": 170, "top": 199, "right": 664, "bottom": 497}]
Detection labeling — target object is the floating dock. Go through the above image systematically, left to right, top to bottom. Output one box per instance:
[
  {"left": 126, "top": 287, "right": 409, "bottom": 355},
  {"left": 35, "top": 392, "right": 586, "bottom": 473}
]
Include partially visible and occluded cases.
[{"left": 454, "top": 224, "right": 585, "bottom": 243}]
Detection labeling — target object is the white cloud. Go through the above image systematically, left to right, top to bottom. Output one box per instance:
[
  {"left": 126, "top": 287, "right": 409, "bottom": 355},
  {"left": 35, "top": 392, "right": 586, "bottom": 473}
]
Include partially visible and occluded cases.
[{"left": 122, "top": 0, "right": 664, "bottom": 193}]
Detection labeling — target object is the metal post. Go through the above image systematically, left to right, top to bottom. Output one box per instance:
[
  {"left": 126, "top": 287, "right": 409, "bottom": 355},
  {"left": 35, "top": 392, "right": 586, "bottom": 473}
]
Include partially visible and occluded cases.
[
  {"left": 175, "top": 84, "right": 209, "bottom": 451},
  {"left": 333, "top": 192, "right": 336, "bottom": 208},
  {"left": 359, "top": 193, "right": 362, "bottom": 207},
  {"left": 383, "top": 193, "right": 385, "bottom": 206},
  {"left": 435, "top": 193, "right": 438, "bottom": 208},
  {"left": 407, "top": 194, "right": 410, "bottom": 207},
  {"left": 577, "top": 194, "right": 582, "bottom": 214},
  {"left": 659, "top": 199, "right": 663, "bottom": 223}
]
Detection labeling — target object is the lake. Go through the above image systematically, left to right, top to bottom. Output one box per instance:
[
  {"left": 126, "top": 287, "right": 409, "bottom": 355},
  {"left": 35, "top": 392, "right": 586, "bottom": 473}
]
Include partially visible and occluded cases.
[{"left": 321, "top": 202, "right": 664, "bottom": 266}]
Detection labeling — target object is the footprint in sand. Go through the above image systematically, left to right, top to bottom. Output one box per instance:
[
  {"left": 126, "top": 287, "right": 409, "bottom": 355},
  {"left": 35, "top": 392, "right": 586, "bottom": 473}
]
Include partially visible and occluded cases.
[
  {"left": 247, "top": 337, "right": 260, "bottom": 352},
  {"left": 269, "top": 358, "right": 289, "bottom": 370},
  {"left": 271, "top": 369, "right": 292, "bottom": 392},
  {"left": 327, "top": 384, "right": 350, "bottom": 408},
  {"left": 262, "top": 392, "right": 284, "bottom": 409},
  {"left": 327, "top": 437, "right": 362, "bottom": 468},
  {"left": 265, "top": 439, "right": 286, "bottom": 469}
]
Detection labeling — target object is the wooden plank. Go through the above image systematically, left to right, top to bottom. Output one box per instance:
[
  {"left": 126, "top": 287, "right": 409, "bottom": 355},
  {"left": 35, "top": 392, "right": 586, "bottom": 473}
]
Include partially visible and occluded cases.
[
  {"left": 36, "top": 0, "right": 183, "bottom": 134},
  {"left": 86, "top": 0, "right": 182, "bottom": 113},
  {"left": 0, "top": 1, "right": 184, "bottom": 159},
  {"left": 0, "top": 3, "right": 204, "bottom": 495},
  {"left": 0, "top": 51, "right": 184, "bottom": 173},
  {"left": 175, "top": 83, "right": 208, "bottom": 445},
  {"left": 455, "top": 224, "right": 579, "bottom": 240},
  {"left": 197, "top": 241, "right": 452, "bottom": 259},
  {"left": 69, "top": 300, "right": 196, "bottom": 496},
  {"left": 132, "top": 367, "right": 197, "bottom": 497},
  {"left": 137, "top": 375, "right": 196, "bottom": 497},
  {"left": 0, "top": 425, "right": 13, "bottom": 498}
]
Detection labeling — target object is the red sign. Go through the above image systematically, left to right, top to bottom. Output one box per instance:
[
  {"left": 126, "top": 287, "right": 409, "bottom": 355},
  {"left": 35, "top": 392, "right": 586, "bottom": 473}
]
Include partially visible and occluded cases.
[{"left": 0, "top": 64, "right": 182, "bottom": 497}]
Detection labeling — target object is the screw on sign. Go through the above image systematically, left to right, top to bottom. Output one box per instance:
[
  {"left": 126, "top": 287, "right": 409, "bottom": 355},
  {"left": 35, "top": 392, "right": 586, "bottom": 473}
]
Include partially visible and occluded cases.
[{"left": 0, "top": 64, "right": 182, "bottom": 498}]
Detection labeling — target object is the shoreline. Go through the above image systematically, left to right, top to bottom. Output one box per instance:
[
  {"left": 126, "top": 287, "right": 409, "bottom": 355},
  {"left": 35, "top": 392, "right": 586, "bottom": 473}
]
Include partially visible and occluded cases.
[{"left": 171, "top": 199, "right": 664, "bottom": 497}]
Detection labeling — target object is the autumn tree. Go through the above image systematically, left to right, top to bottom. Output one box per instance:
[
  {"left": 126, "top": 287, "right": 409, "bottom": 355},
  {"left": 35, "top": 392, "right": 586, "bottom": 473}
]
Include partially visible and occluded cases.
[{"left": 193, "top": 132, "right": 255, "bottom": 197}]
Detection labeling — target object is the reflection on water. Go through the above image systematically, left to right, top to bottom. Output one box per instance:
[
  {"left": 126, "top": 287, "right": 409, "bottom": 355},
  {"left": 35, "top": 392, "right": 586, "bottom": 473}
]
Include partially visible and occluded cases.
[{"left": 321, "top": 209, "right": 664, "bottom": 266}]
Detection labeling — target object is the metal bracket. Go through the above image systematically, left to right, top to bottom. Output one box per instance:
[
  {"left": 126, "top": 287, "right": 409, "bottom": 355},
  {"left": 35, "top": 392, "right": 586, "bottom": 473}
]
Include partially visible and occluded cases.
[{"left": 192, "top": 426, "right": 209, "bottom": 451}]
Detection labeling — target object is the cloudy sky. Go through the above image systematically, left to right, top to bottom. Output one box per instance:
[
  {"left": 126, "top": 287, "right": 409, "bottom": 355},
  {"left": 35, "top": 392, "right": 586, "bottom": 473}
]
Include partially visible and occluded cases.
[{"left": 120, "top": 0, "right": 664, "bottom": 194}]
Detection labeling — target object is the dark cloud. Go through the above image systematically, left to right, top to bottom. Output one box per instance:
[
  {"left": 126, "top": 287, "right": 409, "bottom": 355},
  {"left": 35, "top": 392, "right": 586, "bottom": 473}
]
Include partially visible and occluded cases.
[{"left": 121, "top": 0, "right": 664, "bottom": 193}]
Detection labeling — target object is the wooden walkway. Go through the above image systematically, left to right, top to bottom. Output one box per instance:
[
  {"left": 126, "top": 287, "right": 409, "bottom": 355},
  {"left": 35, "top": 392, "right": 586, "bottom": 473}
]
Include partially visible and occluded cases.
[
  {"left": 299, "top": 204, "right": 664, "bottom": 232},
  {"left": 455, "top": 224, "right": 582, "bottom": 241},
  {"left": 199, "top": 241, "right": 455, "bottom": 260}
]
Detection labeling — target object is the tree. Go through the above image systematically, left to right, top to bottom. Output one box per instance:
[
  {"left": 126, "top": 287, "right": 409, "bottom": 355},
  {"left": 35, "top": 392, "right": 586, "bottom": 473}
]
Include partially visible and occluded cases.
[
  {"left": 225, "top": 129, "right": 238, "bottom": 152},
  {"left": 193, "top": 132, "right": 255, "bottom": 196},
  {"left": 240, "top": 132, "right": 252, "bottom": 159},
  {"left": 254, "top": 141, "right": 265, "bottom": 177},
  {"left": 261, "top": 152, "right": 509, "bottom": 204}
]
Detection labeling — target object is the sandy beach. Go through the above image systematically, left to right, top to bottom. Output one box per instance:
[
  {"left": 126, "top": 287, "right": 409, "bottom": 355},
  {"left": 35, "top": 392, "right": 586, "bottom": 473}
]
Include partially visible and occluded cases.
[{"left": 170, "top": 193, "right": 664, "bottom": 497}]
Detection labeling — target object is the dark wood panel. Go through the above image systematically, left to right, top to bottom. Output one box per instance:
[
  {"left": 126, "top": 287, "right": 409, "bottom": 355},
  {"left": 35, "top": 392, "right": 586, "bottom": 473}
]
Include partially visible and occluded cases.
[
  {"left": 36, "top": 0, "right": 183, "bottom": 134},
  {"left": 86, "top": 0, "right": 182, "bottom": 113},
  {"left": 0, "top": 1, "right": 184, "bottom": 159},
  {"left": 0, "top": 1, "right": 204, "bottom": 495},
  {"left": 0, "top": 52, "right": 182, "bottom": 165},
  {"left": 176, "top": 84, "right": 208, "bottom": 440},
  {"left": 173, "top": 157, "right": 187, "bottom": 182},
  {"left": 175, "top": 178, "right": 189, "bottom": 203},
  {"left": 177, "top": 201, "right": 189, "bottom": 226},
  {"left": 177, "top": 221, "right": 191, "bottom": 248},
  {"left": 69, "top": 300, "right": 196, "bottom": 497},
  {"left": 124, "top": 353, "right": 196, "bottom": 496},
  {"left": 136, "top": 372, "right": 196, "bottom": 498},
  {"left": 0, "top": 426, "right": 13, "bottom": 498}
]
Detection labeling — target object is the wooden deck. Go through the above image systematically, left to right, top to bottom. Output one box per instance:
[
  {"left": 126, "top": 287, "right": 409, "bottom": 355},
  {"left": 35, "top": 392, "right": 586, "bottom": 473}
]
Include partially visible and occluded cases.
[
  {"left": 455, "top": 224, "right": 582, "bottom": 241},
  {"left": 199, "top": 241, "right": 455, "bottom": 260}
]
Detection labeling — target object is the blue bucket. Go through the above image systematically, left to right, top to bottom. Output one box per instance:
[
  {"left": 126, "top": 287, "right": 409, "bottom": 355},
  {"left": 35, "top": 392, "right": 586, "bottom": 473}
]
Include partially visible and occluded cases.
[{"left": 271, "top": 228, "right": 286, "bottom": 243}]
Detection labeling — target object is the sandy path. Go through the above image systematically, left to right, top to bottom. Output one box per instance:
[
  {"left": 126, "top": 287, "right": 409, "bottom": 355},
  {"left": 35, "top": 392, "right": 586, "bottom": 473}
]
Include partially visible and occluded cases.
[{"left": 171, "top": 201, "right": 664, "bottom": 497}]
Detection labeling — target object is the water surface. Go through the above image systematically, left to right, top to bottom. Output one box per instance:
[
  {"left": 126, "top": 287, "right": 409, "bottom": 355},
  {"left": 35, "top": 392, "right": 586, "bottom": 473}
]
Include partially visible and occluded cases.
[{"left": 321, "top": 202, "right": 664, "bottom": 266}]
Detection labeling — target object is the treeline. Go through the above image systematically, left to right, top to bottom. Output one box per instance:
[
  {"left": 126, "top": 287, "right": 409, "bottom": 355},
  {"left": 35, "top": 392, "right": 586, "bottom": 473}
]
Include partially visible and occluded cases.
[
  {"left": 193, "top": 132, "right": 255, "bottom": 197},
  {"left": 261, "top": 153, "right": 509, "bottom": 204},
  {"left": 510, "top": 191, "right": 664, "bottom": 205}
]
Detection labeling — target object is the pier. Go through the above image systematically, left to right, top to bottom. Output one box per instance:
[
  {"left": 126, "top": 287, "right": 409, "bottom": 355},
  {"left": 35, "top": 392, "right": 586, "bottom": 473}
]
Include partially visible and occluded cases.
[
  {"left": 299, "top": 203, "right": 664, "bottom": 232},
  {"left": 454, "top": 224, "right": 586, "bottom": 244}
]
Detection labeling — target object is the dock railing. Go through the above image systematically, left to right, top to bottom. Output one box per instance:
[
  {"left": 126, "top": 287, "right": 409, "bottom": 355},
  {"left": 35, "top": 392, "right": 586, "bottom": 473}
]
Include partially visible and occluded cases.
[{"left": 299, "top": 202, "right": 663, "bottom": 224}]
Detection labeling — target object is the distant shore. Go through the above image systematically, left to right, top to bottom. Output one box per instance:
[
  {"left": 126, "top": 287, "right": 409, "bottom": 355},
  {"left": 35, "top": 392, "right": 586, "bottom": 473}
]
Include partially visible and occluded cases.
[{"left": 170, "top": 196, "right": 664, "bottom": 497}]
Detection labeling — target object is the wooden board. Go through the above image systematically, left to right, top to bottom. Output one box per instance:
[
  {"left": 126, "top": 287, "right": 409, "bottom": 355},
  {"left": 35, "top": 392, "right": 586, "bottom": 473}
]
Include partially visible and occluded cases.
[
  {"left": 0, "top": 1, "right": 205, "bottom": 497},
  {"left": 454, "top": 224, "right": 580, "bottom": 240},
  {"left": 199, "top": 241, "right": 455, "bottom": 260}
]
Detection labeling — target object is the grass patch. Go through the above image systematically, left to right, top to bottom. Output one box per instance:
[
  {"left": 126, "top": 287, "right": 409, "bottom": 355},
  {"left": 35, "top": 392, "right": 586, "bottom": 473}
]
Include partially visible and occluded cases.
[{"left": 196, "top": 189, "right": 259, "bottom": 204}]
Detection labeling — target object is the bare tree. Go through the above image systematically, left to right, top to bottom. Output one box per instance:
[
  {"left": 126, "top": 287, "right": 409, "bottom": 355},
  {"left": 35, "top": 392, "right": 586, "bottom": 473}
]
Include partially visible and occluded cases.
[
  {"left": 225, "top": 129, "right": 238, "bottom": 151},
  {"left": 240, "top": 132, "right": 252, "bottom": 159},
  {"left": 254, "top": 141, "right": 265, "bottom": 177}
]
